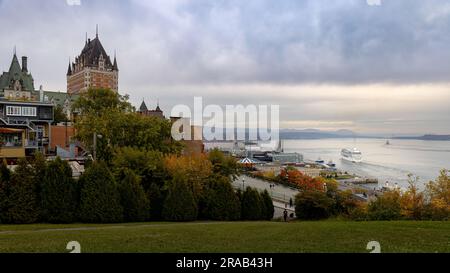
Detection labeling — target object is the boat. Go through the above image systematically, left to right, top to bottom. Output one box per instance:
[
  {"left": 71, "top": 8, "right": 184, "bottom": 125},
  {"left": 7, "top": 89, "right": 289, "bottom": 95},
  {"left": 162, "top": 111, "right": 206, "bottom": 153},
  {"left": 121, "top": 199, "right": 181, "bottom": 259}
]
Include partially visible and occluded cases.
[
  {"left": 341, "top": 148, "right": 363, "bottom": 163},
  {"left": 315, "top": 158, "right": 325, "bottom": 164},
  {"left": 327, "top": 160, "right": 336, "bottom": 168}
]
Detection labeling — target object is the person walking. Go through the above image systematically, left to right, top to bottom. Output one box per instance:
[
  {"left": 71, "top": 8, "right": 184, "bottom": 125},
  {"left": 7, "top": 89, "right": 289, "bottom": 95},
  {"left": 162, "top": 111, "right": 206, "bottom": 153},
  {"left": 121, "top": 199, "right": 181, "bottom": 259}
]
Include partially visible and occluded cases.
[{"left": 283, "top": 209, "right": 288, "bottom": 222}]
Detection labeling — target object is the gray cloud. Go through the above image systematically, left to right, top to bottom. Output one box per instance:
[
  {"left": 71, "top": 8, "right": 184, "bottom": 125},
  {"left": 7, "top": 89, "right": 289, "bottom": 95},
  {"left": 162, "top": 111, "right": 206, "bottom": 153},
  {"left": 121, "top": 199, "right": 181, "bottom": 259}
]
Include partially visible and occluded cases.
[{"left": 0, "top": 0, "right": 449, "bottom": 134}]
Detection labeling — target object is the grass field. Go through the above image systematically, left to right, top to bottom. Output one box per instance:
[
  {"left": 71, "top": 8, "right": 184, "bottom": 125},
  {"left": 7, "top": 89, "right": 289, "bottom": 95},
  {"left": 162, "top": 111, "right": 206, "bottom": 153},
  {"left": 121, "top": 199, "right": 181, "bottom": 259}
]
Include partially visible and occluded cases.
[{"left": 0, "top": 221, "right": 448, "bottom": 253}]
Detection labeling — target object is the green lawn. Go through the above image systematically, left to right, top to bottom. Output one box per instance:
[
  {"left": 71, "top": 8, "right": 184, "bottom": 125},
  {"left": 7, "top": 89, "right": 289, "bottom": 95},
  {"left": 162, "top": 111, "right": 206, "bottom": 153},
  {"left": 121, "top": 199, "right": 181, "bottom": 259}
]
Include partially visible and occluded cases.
[{"left": 0, "top": 221, "right": 448, "bottom": 253}]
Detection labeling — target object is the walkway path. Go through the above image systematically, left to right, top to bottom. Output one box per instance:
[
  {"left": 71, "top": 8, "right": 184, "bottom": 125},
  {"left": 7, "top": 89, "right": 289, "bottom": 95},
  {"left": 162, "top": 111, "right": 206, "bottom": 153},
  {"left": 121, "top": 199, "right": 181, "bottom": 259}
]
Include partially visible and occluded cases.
[{"left": 233, "top": 175, "right": 299, "bottom": 204}]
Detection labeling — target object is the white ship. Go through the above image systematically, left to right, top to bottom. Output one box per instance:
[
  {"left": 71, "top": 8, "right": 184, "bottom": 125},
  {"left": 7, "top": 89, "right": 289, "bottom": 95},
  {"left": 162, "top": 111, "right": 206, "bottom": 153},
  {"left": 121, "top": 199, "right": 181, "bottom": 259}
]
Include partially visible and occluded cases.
[{"left": 341, "top": 148, "right": 363, "bottom": 163}]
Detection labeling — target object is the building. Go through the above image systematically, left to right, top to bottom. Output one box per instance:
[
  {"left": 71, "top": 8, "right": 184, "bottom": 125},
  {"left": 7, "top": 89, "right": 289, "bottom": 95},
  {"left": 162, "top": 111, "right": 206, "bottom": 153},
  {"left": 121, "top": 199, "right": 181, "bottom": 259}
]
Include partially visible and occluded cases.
[
  {"left": 67, "top": 30, "right": 118, "bottom": 95},
  {"left": 0, "top": 52, "right": 54, "bottom": 159},
  {"left": 0, "top": 52, "right": 36, "bottom": 100},
  {"left": 43, "top": 91, "right": 79, "bottom": 120},
  {"left": 0, "top": 99, "right": 54, "bottom": 158},
  {"left": 137, "top": 99, "right": 164, "bottom": 119}
]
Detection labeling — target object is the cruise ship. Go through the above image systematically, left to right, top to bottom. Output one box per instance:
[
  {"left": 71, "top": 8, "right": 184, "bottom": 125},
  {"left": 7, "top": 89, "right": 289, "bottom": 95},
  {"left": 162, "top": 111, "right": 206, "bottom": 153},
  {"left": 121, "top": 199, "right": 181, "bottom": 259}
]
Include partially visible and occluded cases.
[{"left": 341, "top": 148, "right": 363, "bottom": 163}]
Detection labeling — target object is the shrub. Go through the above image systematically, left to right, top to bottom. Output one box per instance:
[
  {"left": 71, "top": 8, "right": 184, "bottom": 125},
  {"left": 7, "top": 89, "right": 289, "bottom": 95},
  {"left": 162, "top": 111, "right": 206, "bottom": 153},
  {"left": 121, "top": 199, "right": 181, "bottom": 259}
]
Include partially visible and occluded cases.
[
  {"left": 40, "top": 158, "right": 78, "bottom": 223},
  {"left": 4, "top": 159, "right": 40, "bottom": 224},
  {"left": 79, "top": 162, "right": 123, "bottom": 223},
  {"left": 117, "top": 169, "right": 150, "bottom": 222},
  {"left": 162, "top": 175, "right": 198, "bottom": 221},
  {"left": 199, "top": 175, "right": 241, "bottom": 221},
  {"left": 241, "top": 187, "right": 263, "bottom": 220},
  {"left": 295, "top": 189, "right": 335, "bottom": 220},
  {"left": 260, "top": 190, "right": 274, "bottom": 220},
  {"left": 332, "top": 190, "right": 360, "bottom": 217},
  {"left": 367, "top": 191, "right": 402, "bottom": 221},
  {"left": 348, "top": 202, "right": 369, "bottom": 221}
]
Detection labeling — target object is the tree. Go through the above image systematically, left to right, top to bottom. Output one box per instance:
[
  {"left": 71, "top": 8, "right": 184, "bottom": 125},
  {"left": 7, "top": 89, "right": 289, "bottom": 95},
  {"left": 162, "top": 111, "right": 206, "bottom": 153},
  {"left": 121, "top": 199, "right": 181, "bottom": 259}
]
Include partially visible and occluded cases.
[
  {"left": 74, "top": 88, "right": 182, "bottom": 162},
  {"left": 53, "top": 104, "right": 68, "bottom": 124},
  {"left": 208, "top": 149, "right": 240, "bottom": 180},
  {"left": 164, "top": 154, "right": 213, "bottom": 201},
  {"left": 40, "top": 158, "right": 78, "bottom": 223},
  {"left": 5, "top": 159, "right": 40, "bottom": 224},
  {"left": 0, "top": 160, "right": 12, "bottom": 223},
  {"left": 79, "top": 162, "right": 123, "bottom": 223},
  {"left": 279, "top": 168, "right": 325, "bottom": 191},
  {"left": 117, "top": 169, "right": 150, "bottom": 222},
  {"left": 424, "top": 170, "right": 449, "bottom": 220},
  {"left": 162, "top": 175, "right": 198, "bottom": 222},
  {"left": 199, "top": 175, "right": 241, "bottom": 221},
  {"left": 400, "top": 175, "right": 425, "bottom": 220},
  {"left": 147, "top": 182, "right": 166, "bottom": 221},
  {"left": 241, "top": 187, "right": 263, "bottom": 220},
  {"left": 260, "top": 190, "right": 274, "bottom": 220},
  {"left": 295, "top": 190, "right": 335, "bottom": 220},
  {"left": 367, "top": 191, "right": 402, "bottom": 221}
]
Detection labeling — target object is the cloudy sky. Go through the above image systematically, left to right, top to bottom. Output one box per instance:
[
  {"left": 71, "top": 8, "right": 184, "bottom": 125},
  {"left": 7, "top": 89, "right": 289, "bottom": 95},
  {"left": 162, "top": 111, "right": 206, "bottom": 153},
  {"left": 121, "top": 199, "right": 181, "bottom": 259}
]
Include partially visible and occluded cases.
[{"left": 0, "top": 0, "right": 449, "bottom": 135}]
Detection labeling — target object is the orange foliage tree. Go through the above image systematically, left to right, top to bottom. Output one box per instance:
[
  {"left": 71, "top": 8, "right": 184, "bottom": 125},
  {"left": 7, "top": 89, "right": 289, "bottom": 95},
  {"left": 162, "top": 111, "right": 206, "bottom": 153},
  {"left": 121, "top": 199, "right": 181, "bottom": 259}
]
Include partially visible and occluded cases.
[
  {"left": 164, "top": 154, "right": 213, "bottom": 200},
  {"left": 279, "top": 168, "right": 325, "bottom": 191}
]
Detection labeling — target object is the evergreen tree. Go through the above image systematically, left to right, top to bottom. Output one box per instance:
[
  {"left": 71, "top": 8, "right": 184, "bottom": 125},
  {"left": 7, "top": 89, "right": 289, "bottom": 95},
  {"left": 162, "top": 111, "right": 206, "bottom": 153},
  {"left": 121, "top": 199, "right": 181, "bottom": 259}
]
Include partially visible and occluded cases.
[
  {"left": 40, "top": 158, "right": 78, "bottom": 223},
  {"left": 6, "top": 159, "right": 40, "bottom": 224},
  {"left": 0, "top": 160, "right": 12, "bottom": 223},
  {"left": 79, "top": 162, "right": 123, "bottom": 223},
  {"left": 117, "top": 169, "right": 150, "bottom": 222},
  {"left": 162, "top": 175, "right": 198, "bottom": 221},
  {"left": 199, "top": 175, "right": 241, "bottom": 221},
  {"left": 147, "top": 182, "right": 165, "bottom": 221},
  {"left": 241, "top": 187, "right": 263, "bottom": 220},
  {"left": 260, "top": 190, "right": 274, "bottom": 220}
]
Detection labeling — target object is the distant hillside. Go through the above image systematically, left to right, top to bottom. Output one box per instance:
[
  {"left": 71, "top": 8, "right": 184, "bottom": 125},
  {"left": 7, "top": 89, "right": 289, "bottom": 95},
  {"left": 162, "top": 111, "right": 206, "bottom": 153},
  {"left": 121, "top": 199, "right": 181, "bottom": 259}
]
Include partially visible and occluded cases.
[
  {"left": 280, "top": 129, "right": 360, "bottom": 139},
  {"left": 393, "top": 134, "right": 450, "bottom": 141}
]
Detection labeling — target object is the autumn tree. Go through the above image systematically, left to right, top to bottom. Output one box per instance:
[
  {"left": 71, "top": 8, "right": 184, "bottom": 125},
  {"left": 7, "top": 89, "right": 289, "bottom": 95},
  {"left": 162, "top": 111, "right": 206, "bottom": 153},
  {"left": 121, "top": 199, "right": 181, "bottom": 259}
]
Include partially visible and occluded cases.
[
  {"left": 164, "top": 154, "right": 213, "bottom": 201},
  {"left": 280, "top": 168, "right": 325, "bottom": 191},
  {"left": 424, "top": 169, "right": 449, "bottom": 220},
  {"left": 400, "top": 174, "right": 425, "bottom": 220}
]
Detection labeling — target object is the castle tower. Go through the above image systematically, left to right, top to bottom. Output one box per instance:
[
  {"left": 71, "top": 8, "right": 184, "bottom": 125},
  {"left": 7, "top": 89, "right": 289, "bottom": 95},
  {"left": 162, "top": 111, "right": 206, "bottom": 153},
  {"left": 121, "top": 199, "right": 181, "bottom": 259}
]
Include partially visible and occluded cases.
[{"left": 67, "top": 28, "right": 118, "bottom": 94}]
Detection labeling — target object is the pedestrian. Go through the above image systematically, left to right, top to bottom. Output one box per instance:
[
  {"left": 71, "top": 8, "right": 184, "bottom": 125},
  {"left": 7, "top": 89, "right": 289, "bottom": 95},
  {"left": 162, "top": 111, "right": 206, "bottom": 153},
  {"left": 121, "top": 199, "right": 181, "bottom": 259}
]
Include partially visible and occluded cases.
[
  {"left": 289, "top": 198, "right": 293, "bottom": 208},
  {"left": 283, "top": 209, "right": 288, "bottom": 222}
]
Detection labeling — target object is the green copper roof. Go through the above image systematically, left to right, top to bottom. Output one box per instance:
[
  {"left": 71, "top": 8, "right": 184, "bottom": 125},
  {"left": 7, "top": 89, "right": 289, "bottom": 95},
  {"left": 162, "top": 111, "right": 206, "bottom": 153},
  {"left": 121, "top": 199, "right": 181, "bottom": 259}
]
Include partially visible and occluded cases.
[
  {"left": 0, "top": 54, "right": 35, "bottom": 92},
  {"left": 44, "top": 91, "right": 79, "bottom": 108}
]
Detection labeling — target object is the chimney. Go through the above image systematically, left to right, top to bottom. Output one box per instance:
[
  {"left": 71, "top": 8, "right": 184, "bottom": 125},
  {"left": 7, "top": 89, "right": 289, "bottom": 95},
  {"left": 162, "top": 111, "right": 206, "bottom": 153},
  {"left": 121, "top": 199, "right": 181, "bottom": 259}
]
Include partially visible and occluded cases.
[
  {"left": 22, "top": 56, "right": 28, "bottom": 73},
  {"left": 39, "top": 85, "right": 44, "bottom": 102}
]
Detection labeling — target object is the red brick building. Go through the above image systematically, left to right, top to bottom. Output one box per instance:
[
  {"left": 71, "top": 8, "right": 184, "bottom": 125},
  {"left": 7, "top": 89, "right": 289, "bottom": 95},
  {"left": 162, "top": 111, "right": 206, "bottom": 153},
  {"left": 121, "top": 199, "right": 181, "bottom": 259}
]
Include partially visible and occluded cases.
[{"left": 67, "top": 30, "right": 118, "bottom": 94}]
